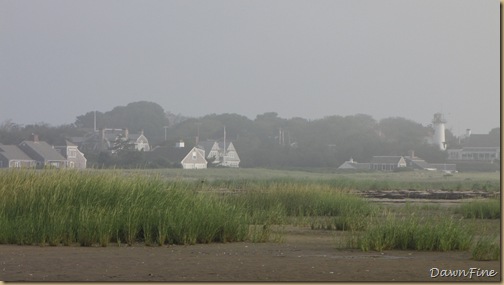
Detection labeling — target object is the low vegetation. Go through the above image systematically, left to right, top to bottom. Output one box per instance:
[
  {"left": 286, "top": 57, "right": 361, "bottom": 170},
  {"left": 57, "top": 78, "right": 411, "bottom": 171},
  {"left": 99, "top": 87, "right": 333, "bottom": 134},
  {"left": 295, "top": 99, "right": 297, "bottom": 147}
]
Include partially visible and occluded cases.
[
  {"left": 0, "top": 169, "right": 499, "bottom": 261},
  {"left": 0, "top": 170, "right": 249, "bottom": 246},
  {"left": 455, "top": 198, "right": 501, "bottom": 219},
  {"left": 355, "top": 213, "right": 472, "bottom": 252},
  {"left": 471, "top": 236, "right": 500, "bottom": 261}
]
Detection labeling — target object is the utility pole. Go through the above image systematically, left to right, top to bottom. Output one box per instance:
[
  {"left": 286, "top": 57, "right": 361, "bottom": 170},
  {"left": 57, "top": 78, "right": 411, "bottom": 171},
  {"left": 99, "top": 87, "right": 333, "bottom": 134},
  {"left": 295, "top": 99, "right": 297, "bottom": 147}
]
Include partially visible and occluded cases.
[
  {"left": 195, "top": 122, "right": 202, "bottom": 145},
  {"left": 223, "top": 125, "right": 226, "bottom": 154},
  {"left": 163, "top": 126, "right": 168, "bottom": 141}
]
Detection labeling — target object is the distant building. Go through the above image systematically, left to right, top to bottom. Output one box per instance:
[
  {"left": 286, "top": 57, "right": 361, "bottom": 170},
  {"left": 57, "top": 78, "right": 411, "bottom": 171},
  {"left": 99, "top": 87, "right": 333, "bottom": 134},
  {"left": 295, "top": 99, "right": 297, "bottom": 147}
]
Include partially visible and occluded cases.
[
  {"left": 71, "top": 128, "right": 150, "bottom": 153},
  {"left": 447, "top": 132, "right": 500, "bottom": 162},
  {"left": 18, "top": 136, "right": 68, "bottom": 168},
  {"left": 197, "top": 140, "right": 240, "bottom": 168},
  {"left": 54, "top": 141, "right": 87, "bottom": 169},
  {"left": 146, "top": 142, "right": 207, "bottom": 169},
  {"left": 0, "top": 144, "right": 37, "bottom": 168},
  {"left": 181, "top": 147, "right": 207, "bottom": 169},
  {"left": 403, "top": 151, "right": 457, "bottom": 172},
  {"left": 370, "top": 156, "right": 407, "bottom": 171},
  {"left": 337, "top": 158, "right": 370, "bottom": 170}
]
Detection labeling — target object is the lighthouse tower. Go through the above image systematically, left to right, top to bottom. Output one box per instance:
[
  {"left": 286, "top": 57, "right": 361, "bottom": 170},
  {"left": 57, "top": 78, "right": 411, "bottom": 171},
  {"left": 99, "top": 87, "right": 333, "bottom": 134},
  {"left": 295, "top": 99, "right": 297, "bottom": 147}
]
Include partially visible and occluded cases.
[{"left": 432, "top": 113, "right": 447, "bottom": 151}]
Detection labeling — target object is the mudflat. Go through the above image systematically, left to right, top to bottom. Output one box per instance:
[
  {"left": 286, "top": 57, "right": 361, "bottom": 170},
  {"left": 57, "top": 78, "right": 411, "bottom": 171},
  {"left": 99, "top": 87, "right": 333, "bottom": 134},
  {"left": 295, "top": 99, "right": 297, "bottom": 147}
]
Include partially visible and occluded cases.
[{"left": 0, "top": 226, "right": 500, "bottom": 282}]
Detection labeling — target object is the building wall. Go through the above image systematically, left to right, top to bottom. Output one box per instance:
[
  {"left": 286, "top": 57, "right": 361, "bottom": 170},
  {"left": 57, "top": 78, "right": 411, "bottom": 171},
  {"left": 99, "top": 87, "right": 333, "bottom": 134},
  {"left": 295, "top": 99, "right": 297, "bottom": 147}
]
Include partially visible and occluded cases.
[
  {"left": 448, "top": 148, "right": 500, "bottom": 161},
  {"left": 0, "top": 159, "right": 36, "bottom": 168}
]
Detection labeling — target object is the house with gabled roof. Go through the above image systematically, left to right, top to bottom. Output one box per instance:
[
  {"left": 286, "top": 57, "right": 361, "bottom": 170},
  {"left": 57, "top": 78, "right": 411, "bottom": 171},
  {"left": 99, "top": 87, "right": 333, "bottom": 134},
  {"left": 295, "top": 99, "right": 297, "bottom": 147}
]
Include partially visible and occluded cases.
[
  {"left": 18, "top": 137, "right": 67, "bottom": 168},
  {"left": 197, "top": 139, "right": 240, "bottom": 168},
  {"left": 54, "top": 141, "right": 87, "bottom": 169},
  {"left": 198, "top": 141, "right": 221, "bottom": 163},
  {"left": 219, "top": 141, "right": 240, "bottom": 168},
  {"left": 146, "top": 142, "right": 207, "bottom": 169},
  {"left": 0, "top": 144, "right": 37, "bottom": 168},
  {"left": 181, "top": 147, "right": 207, "bottom": 169}
]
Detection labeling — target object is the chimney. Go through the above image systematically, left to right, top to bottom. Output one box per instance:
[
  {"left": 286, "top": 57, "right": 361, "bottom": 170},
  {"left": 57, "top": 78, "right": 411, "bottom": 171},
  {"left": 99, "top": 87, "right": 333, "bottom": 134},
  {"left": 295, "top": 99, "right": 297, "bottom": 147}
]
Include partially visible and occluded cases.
[
  {"left": 124, "top": 128, "right": 129, "bottom": 138},
  {"left": 465, "top": 129, "right": 471, "bottom": 138},
  {"left": 33, "top": 133, "right": 39, "bottom": 143},
  {"left": 176, "top": 140, "right": 185, "bottom": 148},
  {"left": 409, "top": 150, "right": 415, "bottom": 158}
]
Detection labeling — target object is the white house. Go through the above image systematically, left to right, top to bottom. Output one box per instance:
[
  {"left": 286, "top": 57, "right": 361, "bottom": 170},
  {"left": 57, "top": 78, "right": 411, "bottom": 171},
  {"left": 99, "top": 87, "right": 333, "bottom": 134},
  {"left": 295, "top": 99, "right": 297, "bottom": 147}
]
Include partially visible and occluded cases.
[
  {"left": 197, "top": 140, "right": 240, "bottom": 167},
  {"left": 181, "top": 147, "right": 207, "bottom": 169}
]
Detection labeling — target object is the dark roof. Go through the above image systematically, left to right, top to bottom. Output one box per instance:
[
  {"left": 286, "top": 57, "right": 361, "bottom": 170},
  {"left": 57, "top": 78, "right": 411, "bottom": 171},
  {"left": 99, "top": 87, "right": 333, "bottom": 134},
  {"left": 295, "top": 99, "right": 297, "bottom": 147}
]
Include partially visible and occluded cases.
[
  {"left": 463, "top": 134, "right": 500, "bottom": 148},
  {"left": 19, "top": 141, "right": 67, "bottom": 161},
  {"left": 0, "top": 144, "right": 35, "bottom": 161},
  {"left": 146, "top": 146, "right": 192, "bottom": 162},
  {"left": 371, "top": 156, "right": 404, "bottom": 164},
  {"left": 403, "top": 156, "right": 431, "bottom": 169}
]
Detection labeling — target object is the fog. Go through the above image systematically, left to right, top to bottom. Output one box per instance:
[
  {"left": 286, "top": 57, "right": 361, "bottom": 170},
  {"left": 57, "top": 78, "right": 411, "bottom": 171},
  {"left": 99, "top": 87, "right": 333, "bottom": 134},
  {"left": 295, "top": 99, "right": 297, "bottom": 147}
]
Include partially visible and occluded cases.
[{"left": 0, "top": 0, "right": 499, "bottom": 135}]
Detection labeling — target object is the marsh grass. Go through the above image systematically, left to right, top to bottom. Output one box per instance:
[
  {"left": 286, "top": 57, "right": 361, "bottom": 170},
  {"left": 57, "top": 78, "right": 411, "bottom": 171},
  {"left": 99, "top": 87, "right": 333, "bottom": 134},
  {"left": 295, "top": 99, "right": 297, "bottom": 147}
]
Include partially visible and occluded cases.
[
  {"left": 1, "top": 168, "right": 498, "bottom": 255},
  {"left": 0, "top": 169, "right": 251, "bottom": 246},
  {"left": 224, "top": 182, "right": 376, "bottom": 232},
  {"left": 455, "top": 198, "right": 501, "bottom": 219},
  {"left": 356, "top": 212, "right": 472, "bottom": 252},
  {"left": 471, "top": 236, "right": 500, "bottom": 261}
]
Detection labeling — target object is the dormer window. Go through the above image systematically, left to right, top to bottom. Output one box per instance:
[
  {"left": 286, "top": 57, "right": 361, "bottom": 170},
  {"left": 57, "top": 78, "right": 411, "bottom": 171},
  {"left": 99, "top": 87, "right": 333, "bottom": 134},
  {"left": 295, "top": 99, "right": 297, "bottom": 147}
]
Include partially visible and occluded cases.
[{"left": 68, "top": 149, "right": 77, "bottom": 158}]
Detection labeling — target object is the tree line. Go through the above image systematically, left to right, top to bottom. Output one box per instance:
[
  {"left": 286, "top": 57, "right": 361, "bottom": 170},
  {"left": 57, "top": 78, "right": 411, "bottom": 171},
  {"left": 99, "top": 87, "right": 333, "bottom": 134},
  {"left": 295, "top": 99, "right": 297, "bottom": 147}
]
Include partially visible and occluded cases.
[{"left": 1, "top": 101, "right": 493, "bottom": 169}]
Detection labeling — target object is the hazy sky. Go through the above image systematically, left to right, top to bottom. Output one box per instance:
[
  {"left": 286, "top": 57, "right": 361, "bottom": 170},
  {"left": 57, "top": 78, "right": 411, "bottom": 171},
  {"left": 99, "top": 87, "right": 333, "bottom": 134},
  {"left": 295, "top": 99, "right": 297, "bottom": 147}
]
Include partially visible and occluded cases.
[{"left": 1, "top": 0, "right": 500, "bottom": 135}]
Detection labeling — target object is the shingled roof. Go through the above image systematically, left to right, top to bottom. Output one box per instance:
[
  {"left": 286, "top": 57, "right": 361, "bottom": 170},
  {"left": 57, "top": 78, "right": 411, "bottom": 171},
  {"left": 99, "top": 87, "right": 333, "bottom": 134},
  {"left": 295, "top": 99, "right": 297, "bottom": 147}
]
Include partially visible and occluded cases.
[
  {"left": 463, "top": 134, "right": 500, "bottom": 148},
  {"left": 18, "top": 141, "right": 66, "bottom": 161},
  {"left": 0, "top": 144, "right": 35, "bottom": 161},
  {"left": 370, "top": 156, "right": 404, "bottom": 164}
]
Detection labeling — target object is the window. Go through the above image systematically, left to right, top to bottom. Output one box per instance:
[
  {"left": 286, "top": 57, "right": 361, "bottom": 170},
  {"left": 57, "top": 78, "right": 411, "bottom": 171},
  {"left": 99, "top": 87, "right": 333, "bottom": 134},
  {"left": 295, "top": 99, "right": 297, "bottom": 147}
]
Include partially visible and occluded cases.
[
  {"left": 68, "top": 149, "right": 77, "bottom": 158},
  {"left": 192, "top": 151, "right": 197, "bottom": 160}
]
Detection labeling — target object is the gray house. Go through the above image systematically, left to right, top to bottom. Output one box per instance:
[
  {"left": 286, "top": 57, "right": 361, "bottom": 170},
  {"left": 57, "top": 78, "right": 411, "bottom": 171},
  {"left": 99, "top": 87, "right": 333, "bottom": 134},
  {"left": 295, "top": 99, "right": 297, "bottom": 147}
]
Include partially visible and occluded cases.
[
  {"left": 18, "top": 139, "right": 67, "bottom": 168},
  {"left": 54, "top": 141, "right": 87, "bottom": 169},
  {"left": 0, "top": 144, "right": 37, "bottom": 168}
]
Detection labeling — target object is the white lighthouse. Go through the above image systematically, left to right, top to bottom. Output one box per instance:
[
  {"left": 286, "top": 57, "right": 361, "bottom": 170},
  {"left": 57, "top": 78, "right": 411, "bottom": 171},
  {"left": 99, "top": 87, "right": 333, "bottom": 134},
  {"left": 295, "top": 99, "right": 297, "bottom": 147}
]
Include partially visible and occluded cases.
[{"left": 432, "top": 113, "right": 447, "bottom": 151}]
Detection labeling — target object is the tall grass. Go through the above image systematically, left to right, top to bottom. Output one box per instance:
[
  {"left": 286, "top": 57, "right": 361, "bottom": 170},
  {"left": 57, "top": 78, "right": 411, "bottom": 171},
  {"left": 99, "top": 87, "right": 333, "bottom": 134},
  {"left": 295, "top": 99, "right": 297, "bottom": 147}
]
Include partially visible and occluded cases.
[
  {"left": 0, "top": 169, "right": 249, "bottom": 246},
  {"left": 2, "top": 169, "right": 494, "bottom": 254},
  {"left": 0, "top": 170, "right": 380, "bottom": 246},
  {"left": 222, "top": 182, "right": 376, "bottom": 231},
  {"left": 455, "top": 198, "right": 501, "bottom": 219},
  {"left": 356, "top": 212, "right": 472, "bottom": 252},
  {"left": 471, "top": 236, "right": 500, "bottom": 261}
]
